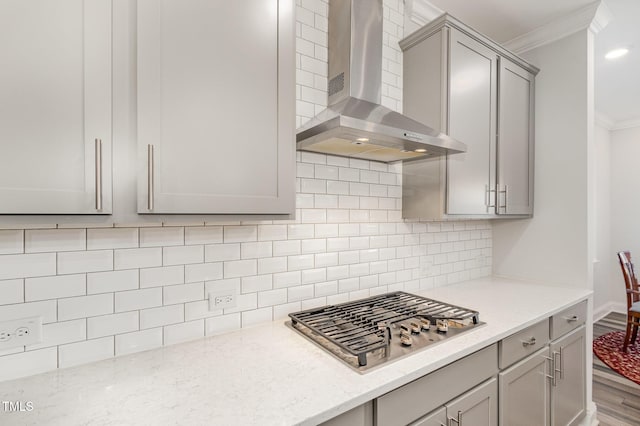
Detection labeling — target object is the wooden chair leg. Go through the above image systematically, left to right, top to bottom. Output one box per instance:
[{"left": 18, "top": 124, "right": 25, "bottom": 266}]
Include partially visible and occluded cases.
[
  {"left": 631, "top": 321, "right": 639, "bottom": 346},
  {"left": 623, "top": 322, "right": 633, "bottom": 352}
]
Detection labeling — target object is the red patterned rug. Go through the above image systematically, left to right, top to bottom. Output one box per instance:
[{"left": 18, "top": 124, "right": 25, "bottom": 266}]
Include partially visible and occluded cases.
[{"left": 593, "top": 330, "right": 640, "bottom": 385}]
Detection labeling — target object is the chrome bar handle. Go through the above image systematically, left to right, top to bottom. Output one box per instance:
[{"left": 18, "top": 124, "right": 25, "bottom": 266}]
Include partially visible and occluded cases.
[
  {"left": 95, "top": 138, "right": 102, "bottom": 211},
  {"left": 147, "top": 144, "right": 154, "bottom": 211},
  {"left": 485, "top": 184, "right": 496, "bottom": 211},
  {"left": 498, "top": 184, "right": 508, "bottom": 212},
  {"left": 564, "top": 315, "right": 579, "bottom": 322},
  {"left": 521, "top": 337, "right": 536, "bottom": 347},
  {"left": 558, "top": 346, "right": 564, "bottom": 379},
  {"left": 553, "top": 350, "right": 562, "bottom": 382},
  {"left": 544, "top": 355, "right": 556, "bottom": 386},
  {"left": 448, "top": 411, "right": 462, "bottom": 426}
]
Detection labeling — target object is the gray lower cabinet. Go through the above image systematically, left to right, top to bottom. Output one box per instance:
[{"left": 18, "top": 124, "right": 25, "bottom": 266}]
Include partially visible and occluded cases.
[
  {"left": 136, "top": 0, "right": 295, "bottom": 215},
  {"left": 550, "top": 326, "right": 586, "bottom": 426},
  {"left": 499, "top": 347, "right": 551, "bottom": 426},
  {"left": 446, "top": 377, "right": 498, "bottom": 426},
  {"left": 320, "top": 401, "right": 373, "bottom": 426},
  {"left": 410, "top": 407, "right": 446, "bottom": 426}
]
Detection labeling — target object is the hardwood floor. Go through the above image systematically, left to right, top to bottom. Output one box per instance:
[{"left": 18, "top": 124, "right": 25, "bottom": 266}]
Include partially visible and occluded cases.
[{"left": 593, "top": 312, "right": 640, "bottom": 426}]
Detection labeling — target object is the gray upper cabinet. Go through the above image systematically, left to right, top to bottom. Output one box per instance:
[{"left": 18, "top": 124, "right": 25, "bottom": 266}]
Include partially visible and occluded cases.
[
  {"left": 0, "top": 0, "right": 112, "bottom": 214},
  {"left": 137, "top": 0, "right": 295, "bottom": 215},
  {"left": 400, "top": 14, "right": 538, "bottom": 220}
]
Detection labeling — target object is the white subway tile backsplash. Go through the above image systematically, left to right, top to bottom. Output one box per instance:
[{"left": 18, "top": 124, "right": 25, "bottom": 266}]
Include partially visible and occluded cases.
[
  {"left": 326, "top": 180, "right": 349, "bottom": 195},
  {"left": 258, "top": 225, "right": 288, "bottom": 241},
  {"left": 184, "top": 226, "right": 223, "bottom": 245},
  {"left": 224, "top": 226, "right": 257, "bottom": 243},
  {"left": 140, "top": 227, "right": 184, "bottom": 247},
  {"left": 87, "top": 228, "right": 138, "bottom": 250},
  {"left": 25, "top": 229, "right": 85, "bottom": 253},
  {"left": 0, "top": 230, "right": 23, "bottom": 254},
  {"left": 301, "top": 239, "right": 326, "bottom": 254},
  {"left": 273, "top": 240, "right": 301, "bottom": 257},
  {"left": 241, "top": 242, "right": 272, "bottom": 259},
  {"left": 205, "top": 243, "right": 240, "bottom": 262},
  {"left": 163, "top": 245, "right": 204, "bottom": 266},
  {"left": 114, "top": 247, "right": 161, "bottom": 270},
  {"left": 58, "top": 250, "right": 113, "bottom": 275},
  {"left": 315, "top": 252, "right": 339, "bottom": 267},
  {"left": 0, "top": 253, "right": 56, "bottom": 280},
  {"left": 287, "top": 254, "right": 314, "bottom": 271},
  {"left": 257, "top": 256, "right": 287, "bottom": 275},
  {"left": 224, "top": 259, "right": 257, "bottom": 279},
  {"left": 185, "top": 263, "right": 222, "bottom": 283},
  {"left": 140, "top": 265, "right": 184, "bottom": 288},
  {"left": 87, "top": 269, "right": 138, "bottom": 294},
  {"left": 273, "top": 271, "right": 301, "bottom": 289},
  {"left": 25, "top": 274, "right": 86, "bottom": 301},
  {"left": 241, "top": 275, "right": 272, "bottom": 293},
  {"left": 0, "top": 279, "right": 24, "bottom": 305},
  {"left": 163, "top": 283, "right": 203, "bottom": 305},
  {"left": 288, "top": 285, "right": 314, "bottom": 302},
  {"left": 115, "top": 288, "right": 162, "bottom": 313},
  {"left": 258, "top": 289, "right": 287, "bottom": 307},
  {"left": 58, "top": 294, "right": 113, "bottom": 321},
  {"left": 0, "top": 300, "right": 57, "bottom": 323},
  {"left": 184, "top": 301, "right": 222, "bottom": 322},
  {"left": 273, "top": 301, "right": 302, "bottom": 320},
  {"left": 140, "top": 304, "right": 184, "bottom": 329},
  {"left": 242, "top": 307, "right": 273, "bottom": 327},
  {"left": 88, "top": 311, "right": 139, "bottom": 338},
  {"left": 205, "top": 313, "right": 241, "bottom": 335},
  {"left": 27, "top": 319, "right": 86, "bottom": 351},
  {"left": 164, "top": 320, "right": 204, "bottom": 345},
  {"left": 115, "top": 328, "right": 162, "bottom": 356},
  {"left": 59, "top": 337, "right": 114, "bottom": 369},
  {"left": 0, "top": 348, "right": 57, "bottom": 382}
]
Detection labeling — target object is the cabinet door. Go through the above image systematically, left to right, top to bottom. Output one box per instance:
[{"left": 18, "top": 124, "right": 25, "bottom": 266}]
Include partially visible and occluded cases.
[
  {"left": 0, "top": 0, "right": 112, "bottom": 214},
  {"left": 137, "top": 0, "right": 295, "bottom": 214},
  {"left": 446, "top": 29, "right": 498, "bottom": 215},
  {"left": 497, "top": 57, "right": 534, "bottom": 215},
  {"left": 550, "top": 326, "right": 586, "bottom": 426},
  {"left": 499, "top": 347, "right": 551, "bottom": 426},
  {"left": 446, "top": 377, "right": 498, "bottom": 426},
  {"left": 321, "top": 401, "right": 373, "bottom": 426},
  {"left": 410, "top": 407, "right": 447, "bottom": 426}
]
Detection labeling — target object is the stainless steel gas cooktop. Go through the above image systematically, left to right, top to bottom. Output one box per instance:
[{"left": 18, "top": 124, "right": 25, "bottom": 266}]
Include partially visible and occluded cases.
[{"left": 287, "top": 291, "right": 485, "bottom": 373}]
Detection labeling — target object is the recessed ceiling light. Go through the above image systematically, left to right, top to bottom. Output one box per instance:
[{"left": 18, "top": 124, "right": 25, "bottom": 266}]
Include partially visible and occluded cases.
[
  {"left": 605, "top": 48, "right": 629, "bottom": 60},
  {"left": 356, "top": 137, "right": 369, "bottom": 142},
  {"left": 414, "top": 148, "right": 427, "bottom": 153}
]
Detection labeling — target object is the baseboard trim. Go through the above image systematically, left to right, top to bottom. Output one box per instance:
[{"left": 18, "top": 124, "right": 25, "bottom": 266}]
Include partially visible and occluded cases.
[{"left": 593, "top": 302, "right": 626, "bottom": 322}]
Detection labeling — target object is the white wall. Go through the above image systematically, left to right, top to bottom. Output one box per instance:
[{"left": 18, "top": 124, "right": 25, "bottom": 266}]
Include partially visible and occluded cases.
[
  {"left": 0, "top": 0, "right": 492, "bottom": 382},
  {"left": 492, "top": 30, "right": 594, "bottom": 289},
  {"left": 593, "top": 122, "right": 613, "bottom": 318},
  {"left": 610, "top": 125, "right": 640, "bottom": 309}
]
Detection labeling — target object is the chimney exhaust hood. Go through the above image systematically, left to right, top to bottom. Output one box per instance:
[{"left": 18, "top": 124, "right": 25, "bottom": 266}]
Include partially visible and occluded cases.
[{"left": 296, "top": 0, "right": 466, "bottom": 163}]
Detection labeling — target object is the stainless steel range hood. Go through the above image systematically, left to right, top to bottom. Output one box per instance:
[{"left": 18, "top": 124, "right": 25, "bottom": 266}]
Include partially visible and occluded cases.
[{"left": 296, "top": 0, "right": 466, "bottom": 163}]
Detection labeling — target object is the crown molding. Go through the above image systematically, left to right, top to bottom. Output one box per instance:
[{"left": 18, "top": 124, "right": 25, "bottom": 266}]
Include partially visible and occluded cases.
[
  {"left": 407, "top": 0, "right": 444, "bottom": 27},
  {"left": 503, "top": 1, "right": 611, "bottom": 55},
  {"left": 595, "top": 111, "right": 614, "bottom": 130},
  {"left": 612, "top": 118, "right": 640, "bottom": 131}
]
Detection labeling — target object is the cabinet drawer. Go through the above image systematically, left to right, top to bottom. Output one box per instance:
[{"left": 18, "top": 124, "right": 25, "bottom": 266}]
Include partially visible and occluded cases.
[
  {"left": 550, "top": 301, "right": 586, "bottom": 340},
  {"left": 499, "top": 318, "right": 549, "bottom": 369},
  {"left": 376, "top": 344, "right": 498, "bottom": 426}
]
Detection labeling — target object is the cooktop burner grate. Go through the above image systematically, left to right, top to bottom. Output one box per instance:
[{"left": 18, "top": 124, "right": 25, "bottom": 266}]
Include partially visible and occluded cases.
[{"left": 288, "top": 291, "right": 482, "bottom": 372}]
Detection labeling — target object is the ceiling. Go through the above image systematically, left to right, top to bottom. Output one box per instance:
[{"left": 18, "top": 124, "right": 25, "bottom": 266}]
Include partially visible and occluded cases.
[{"left": 423, "top": 0, "right": 640, "bottom": 126}]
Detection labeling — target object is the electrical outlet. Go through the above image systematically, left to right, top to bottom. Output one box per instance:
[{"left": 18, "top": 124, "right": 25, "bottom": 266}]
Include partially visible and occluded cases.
[
  {"left": 208, "top": 291, "right": 237, "bottom": 310},
  {"left": 0, "top": 316, "right": 42, "bottom": 350}
]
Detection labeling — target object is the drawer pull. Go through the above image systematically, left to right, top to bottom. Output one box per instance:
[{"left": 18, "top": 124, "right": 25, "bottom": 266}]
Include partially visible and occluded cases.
[
  {"left": 565, "top": 315, "right": 579, "bottom": 322},
  {"left": 521, "top": 337, "right": 536, "bottom": 347},
  {"left": 544, "top": 355, "right": 556, "bottom": 386},
  {"left": 448, "top": 410, "right": 462, "bottom": 426}
]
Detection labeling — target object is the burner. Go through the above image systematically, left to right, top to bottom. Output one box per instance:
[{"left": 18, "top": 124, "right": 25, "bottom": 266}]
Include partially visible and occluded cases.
[{"left": 287, "top": 291, "right": 484, "bottom": 373}]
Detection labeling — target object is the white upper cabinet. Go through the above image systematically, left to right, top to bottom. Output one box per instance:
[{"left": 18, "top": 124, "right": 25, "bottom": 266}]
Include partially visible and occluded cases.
[
  {"left": 0, "top": 0, "right": 112, "bottom": 214},
  {"left": 136, "top": 0, "right": 295, "bottom": 215},
  {"left": 400, "top": 15, "right": 538, "bottom": 220}
]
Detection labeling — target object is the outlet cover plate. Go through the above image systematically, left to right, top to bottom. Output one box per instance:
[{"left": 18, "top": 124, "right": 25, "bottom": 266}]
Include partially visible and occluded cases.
[{"left": 0, "top": 316, "right": 43, "bottom": 350}]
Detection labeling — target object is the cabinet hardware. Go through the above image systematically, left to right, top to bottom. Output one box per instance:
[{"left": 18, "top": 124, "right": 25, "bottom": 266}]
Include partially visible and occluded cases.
[
  {"left": 95, "top": 138, "right": 102, "bottom": 211},
  {"left": 147, "top": 144, "right": 154, "bottom": 211},
  {"left": 485, "top": 184, "right": 496, "bottom": 211},
  {"left": 498, "top": 184, "right": 508, "bottom": 212},
  {"left": 564, "top": 315, "right": 579, "bottom": 322},
  {"left": 521, "top": 337, "right": 536, "bottom": 347},
  {"left": 553, "top": 350, "right": 563, "bottom": 382},
  {"left": 544, "top": 355, "right": 556, "bottom": 386},
  {"left": 448, "top": 410, "right": 462, "bottom": 425}
]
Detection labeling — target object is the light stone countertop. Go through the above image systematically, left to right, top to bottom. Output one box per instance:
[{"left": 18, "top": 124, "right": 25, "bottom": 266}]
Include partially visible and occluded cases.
[{"left": 0, "top": 277, "right": 592, "bottom": 426}]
